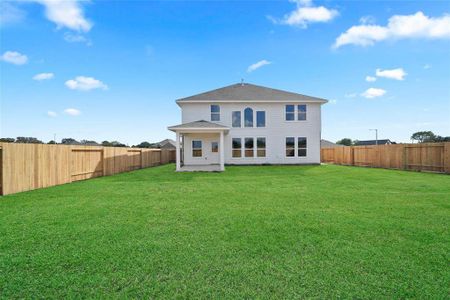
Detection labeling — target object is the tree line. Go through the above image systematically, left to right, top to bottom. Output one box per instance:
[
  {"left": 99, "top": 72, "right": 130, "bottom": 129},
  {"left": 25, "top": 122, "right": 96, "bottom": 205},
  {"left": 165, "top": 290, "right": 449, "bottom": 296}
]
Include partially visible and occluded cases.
[
  {"left": 336, "top": 131, "right": 450, "bottom": 146},
  {"left": 0, "top": 137, "right": 162, "bottom": 148}
]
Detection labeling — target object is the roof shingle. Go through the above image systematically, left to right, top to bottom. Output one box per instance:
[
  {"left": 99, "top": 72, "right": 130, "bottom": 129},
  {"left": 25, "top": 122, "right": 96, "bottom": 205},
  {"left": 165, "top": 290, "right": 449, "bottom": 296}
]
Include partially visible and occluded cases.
[{"left": 177, "top": 83, "right": 327, "bottom": 103}]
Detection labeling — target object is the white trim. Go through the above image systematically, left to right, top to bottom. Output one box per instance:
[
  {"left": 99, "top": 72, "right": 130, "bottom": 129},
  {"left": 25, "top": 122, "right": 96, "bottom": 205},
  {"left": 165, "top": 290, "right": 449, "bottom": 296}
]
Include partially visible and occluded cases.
[
  {"left": 177, "top": 99, "right": 327, "bottom": 105},
  {"left": 168, "top": 127, "right": 229, "bottom": 133},
  {"left": 219, "top": 131, "right": 224, "bottom": 171},
  {"left": 175, "top": 132, "right": 180, "bottom": 171}
]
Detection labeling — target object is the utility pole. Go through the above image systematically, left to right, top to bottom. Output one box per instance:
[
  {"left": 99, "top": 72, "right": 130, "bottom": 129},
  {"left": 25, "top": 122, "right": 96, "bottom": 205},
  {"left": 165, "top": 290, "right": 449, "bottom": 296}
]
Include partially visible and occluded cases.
[{"left": 369, "top": 129, "right": 378, "bottom": 145}]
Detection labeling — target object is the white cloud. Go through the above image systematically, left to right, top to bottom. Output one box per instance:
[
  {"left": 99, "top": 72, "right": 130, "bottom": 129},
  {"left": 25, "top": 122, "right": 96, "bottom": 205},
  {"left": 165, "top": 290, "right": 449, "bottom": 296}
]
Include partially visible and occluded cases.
[
  {"left": 35, "top": 0, "right": 92, "bottom": 32},
  {"left": 271, "top": 0, "right": 338, "bottom": 28},
  {"left": 0, "top": 2, "right": 26, "bottom": 25},
  {"left": 334, "top": 12, "right": 450, "bottom": 48},
  {"left": 359, "top": 15, "right": 376, "bottom": 25},
  {"left": 63, "top": 32, "right": 92, "bottom": 45},
  {"left": 1, "top": 51, "right": 28, "bottom": 65},
  {"left": 247, "top": 60, "right": 271, "bottom": 73},
  {"left": 423, "top": 64, "right": 432, "bottom": 69},
  {"left": 376, "top": 68, "right": 407, "bottom": 80},
  {"left": 33, "top": 73, "right": 54, "bottom": 81},
  {"left": 65, "top": 76, "right": 108, "bottom": 91},
  {"left": 366, "top": 76, "right": 377, "bottom": 82},
  {"left": 361, "top": 88, "right": 386, "bottom": 99},
  {"left": 345, "top": 93, "right": 357, "bottom": 98},
  {"left": 329, "top": 99, "right": 337, "bottom": 104},
  {"left": 64, "top": 108, "right": 81, "bottom": 116},
  {"left": 47, "top": 111, "right": 57, "bottom": 117}
]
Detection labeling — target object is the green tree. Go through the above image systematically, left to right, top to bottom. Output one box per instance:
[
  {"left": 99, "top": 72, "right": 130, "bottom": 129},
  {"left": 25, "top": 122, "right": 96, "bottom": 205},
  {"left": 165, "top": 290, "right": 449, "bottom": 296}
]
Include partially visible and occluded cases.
[
  {"left": 411, "top": 131, "right": 436, "bottom": 143},
  {"left": 434, "top": 135, "right": 450, "bottom": 142},
  {"left": 0, "top": 137, "right": 15, "bottom": 143},
  {"left": 16, "top": 137, "right": 43, "bottom": 144},
  {"left": 61, "top": 138, "right": 80, "bottom": 145},
  {"left": 336, "top": 138, "right": 353, "bottom": 146},
  {"left": 47, "top": 140, "right": 56, "bottom": 144},
  {"left": 80, "top": 140, "right": 99, "bottom": 146},
  {"left": 110, "top": 141, "right": 127, "bottom": 147},
  {"left": 134, "top": 141, "right": 159, "bottom": 148}
]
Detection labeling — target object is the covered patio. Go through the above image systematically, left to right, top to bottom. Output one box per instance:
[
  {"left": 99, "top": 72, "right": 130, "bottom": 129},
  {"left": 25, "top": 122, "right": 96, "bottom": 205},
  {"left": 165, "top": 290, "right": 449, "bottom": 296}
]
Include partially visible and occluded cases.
[{"left": 168, "top": 120, "right": 229, "bottom": 172}]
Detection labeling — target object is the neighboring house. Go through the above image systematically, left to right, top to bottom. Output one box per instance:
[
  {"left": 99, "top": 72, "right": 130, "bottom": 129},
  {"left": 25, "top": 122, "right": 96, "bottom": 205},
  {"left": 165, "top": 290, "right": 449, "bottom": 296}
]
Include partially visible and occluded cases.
[
  {"left": 168, "top": 82, "right": 328, "bottom": 171},
  {"left": 158, "top": 139, "right": 176, "bottom": 150},
  {"left": 321, "top": 139, "right": 344, "bottom": 148},
  {"left": 354, "top": 139, "right": 392, "bottom": 146}
]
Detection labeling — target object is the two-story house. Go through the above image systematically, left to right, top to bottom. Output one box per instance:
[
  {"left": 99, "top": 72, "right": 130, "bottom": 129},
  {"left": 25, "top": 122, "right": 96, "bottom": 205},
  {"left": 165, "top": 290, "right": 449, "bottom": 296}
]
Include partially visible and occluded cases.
[{"left": 168, "top": 82, "right": 328, "bottom": 171}]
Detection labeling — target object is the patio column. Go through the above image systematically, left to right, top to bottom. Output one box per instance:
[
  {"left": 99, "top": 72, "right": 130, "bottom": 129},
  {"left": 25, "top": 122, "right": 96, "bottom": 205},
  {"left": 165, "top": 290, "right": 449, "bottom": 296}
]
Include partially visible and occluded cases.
[
  {"left": 219, "top": 131, "right": 225, "bottom": 171},
  {"left": 176, "top": 132, "right": 181, "bottom": 171}
]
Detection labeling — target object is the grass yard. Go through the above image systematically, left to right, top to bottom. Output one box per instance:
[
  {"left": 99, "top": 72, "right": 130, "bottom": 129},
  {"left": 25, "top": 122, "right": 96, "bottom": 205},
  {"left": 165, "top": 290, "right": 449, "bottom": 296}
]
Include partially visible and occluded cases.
[{"left": 1, "top": 164, "right": 449, "bottom": 298}]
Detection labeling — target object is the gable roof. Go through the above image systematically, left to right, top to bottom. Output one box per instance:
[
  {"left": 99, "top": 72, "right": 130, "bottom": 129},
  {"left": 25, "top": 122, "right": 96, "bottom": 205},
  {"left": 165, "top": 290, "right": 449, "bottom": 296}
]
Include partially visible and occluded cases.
[
  {"left": 177, "top": 83, "right": 327, "bottom": 103},
  {"left": 168, "top": 120, "right": 229, "bottom": 131},
  {"left": 158, "top": 139, "right": 176, "bottom": 147},
  {"left": 321, "top": 139, "right": 344, "bottom": 148}
]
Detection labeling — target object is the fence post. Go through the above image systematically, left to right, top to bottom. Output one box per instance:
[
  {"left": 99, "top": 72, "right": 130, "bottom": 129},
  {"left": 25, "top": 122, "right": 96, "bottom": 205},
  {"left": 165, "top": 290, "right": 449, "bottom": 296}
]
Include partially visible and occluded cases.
[
  {"left": 444, "top": 143, "right": 450, "bottom": 174},
  {"left": 350, "top": 147, "right": 354, "bottom": 166}
]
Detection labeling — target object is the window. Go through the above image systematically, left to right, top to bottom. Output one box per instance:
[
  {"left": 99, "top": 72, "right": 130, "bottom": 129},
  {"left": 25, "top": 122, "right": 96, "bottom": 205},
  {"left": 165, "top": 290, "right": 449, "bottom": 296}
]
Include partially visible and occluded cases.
[
  {"left": 211, "top": 105, "right": 220, "bottom": 121},
  {"left": 285, "top": 105, "right": 295, "bottom": 121},
  {"left": 298, "top": 105, "right": 307, "bottom": 121},
  {"left": 244, "top": 107, "right": 253, "bottom": 127},
  {"left": 232, "top": 111, "right": 241, "bottom": 128},
  {"left": 256, "top": 111, "right": 266, "bottom": 127},
  {"left": 286, "top": 137, "right": 295, "bottom": 157},
  {"left": 298, "top": 137, "right": 307, "bottom": 157},
  {"left": 232, "top": 138, "right": 241, "bottom": 157},
  {"left": 245, "top": 138, "right": 254, "bottom": 157},
  {"left": 257, "top": 138, "right": 266, "bottom": 157},
  {"left": 192, "top": 140, "right": 202, "bottom": 157},
  {"left": 211, "top": 142, "right": 218, "bottom": 153}
]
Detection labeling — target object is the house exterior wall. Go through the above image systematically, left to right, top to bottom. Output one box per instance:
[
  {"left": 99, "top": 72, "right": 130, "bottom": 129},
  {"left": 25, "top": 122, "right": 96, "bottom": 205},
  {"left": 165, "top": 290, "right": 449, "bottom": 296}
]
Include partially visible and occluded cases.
[
  {"left": 179, "top": 102, "right": 322, "bottom": 165},
  {"left": 182, "top": 133, "right": 220, "bottom": 165}
]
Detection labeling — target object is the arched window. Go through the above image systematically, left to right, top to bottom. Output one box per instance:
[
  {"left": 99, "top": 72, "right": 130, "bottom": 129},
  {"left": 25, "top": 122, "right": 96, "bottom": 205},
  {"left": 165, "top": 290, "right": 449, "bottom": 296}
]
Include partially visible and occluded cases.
[{"left": 244, "top": 107, "right": 253, "bottom": 127}]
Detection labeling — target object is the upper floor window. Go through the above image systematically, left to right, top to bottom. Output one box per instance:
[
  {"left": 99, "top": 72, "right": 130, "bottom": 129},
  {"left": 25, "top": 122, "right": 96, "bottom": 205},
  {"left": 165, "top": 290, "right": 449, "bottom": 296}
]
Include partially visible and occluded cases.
[
  {"left": 286, "top": 104, "right": 307, "bottom": 121},
  {"left": 211, "top": 105, "right": 220, "bottom": 121},
  {"left": 285, "top": 105, "right": 295, "bottom": 121},
  {"left": 298, "top": 105, "right": 307, "bottom": 121},
  {"left": 244, "top": 108, "right": 253, "bottom": 127},
  {"left": 232, "top": 111, "right": 241, "bottom": 127},
  {"left": 256, "top": 111, "right": 266, "bottom": 127},
  {"left": 192, "top": 140, "right": 202, "bottom": 157}
]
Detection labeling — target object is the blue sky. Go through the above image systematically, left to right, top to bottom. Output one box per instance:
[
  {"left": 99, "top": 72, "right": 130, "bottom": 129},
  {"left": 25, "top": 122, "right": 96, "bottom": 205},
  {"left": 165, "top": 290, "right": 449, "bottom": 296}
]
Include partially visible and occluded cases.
[{"left": 1, "top": 0, "right": 449, "bottom": 144}]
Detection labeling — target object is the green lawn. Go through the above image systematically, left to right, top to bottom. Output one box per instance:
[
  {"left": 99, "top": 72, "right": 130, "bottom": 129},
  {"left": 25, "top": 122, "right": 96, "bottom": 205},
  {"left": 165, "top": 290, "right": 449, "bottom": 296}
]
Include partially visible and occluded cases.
[{"left": 1, "top": 164, "right": 449, "bottom": 298}]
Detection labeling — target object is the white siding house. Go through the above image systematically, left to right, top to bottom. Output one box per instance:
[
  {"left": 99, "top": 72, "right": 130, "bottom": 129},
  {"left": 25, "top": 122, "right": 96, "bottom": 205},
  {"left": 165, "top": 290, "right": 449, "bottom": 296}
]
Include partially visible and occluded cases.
[{"left": 169, "top": 83, "right": 327, "bottom": 171}]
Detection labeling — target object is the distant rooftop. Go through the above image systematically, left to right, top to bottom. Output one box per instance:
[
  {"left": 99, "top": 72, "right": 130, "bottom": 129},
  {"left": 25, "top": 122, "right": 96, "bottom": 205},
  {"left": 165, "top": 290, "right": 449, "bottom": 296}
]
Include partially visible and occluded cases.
[
  {"left": 177, "top": 83, "right": 328, "bottom": 103},
  {"left": 354, "top": 139, "right": 393, "bottom": 146}
]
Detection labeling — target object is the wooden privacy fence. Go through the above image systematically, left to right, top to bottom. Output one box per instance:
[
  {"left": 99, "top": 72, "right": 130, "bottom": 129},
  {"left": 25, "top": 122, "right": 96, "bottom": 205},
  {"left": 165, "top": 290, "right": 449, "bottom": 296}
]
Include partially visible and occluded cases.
[
  {"left": 321, "top": 142, "right": 450, "bottom": 174},
  {"left": 0, "top": 143, "right": 176, "bottom": 195}
]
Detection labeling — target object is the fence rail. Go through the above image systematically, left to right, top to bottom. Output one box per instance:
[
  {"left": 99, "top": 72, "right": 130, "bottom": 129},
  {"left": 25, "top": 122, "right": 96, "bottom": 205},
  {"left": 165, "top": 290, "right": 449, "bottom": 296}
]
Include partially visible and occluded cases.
[
  {"left": 321, "top": 142, "right": 450, "bottom": 174},
  {"left": 0, "top": 143, "right": 176, "bottom": 195}
]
